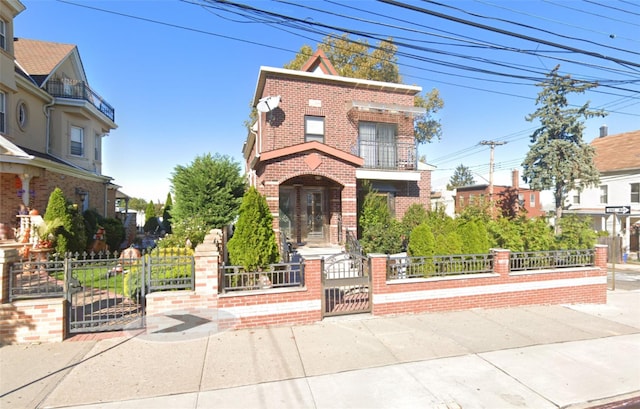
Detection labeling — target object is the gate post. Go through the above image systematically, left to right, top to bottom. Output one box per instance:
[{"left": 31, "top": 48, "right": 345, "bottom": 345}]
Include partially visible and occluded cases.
[{"left": 368, "top": 253, "right": 388, "bottom": 316}]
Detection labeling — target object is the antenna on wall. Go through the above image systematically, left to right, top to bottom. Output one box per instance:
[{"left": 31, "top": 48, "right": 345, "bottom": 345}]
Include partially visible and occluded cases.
[{"left": 256, "top": 95, "right": 281, "bottom": 124}]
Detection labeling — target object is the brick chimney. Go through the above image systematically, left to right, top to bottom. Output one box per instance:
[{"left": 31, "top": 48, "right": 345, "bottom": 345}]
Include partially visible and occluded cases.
[{"left": 512, "top": 169, "right": 519, "bottom": 189}]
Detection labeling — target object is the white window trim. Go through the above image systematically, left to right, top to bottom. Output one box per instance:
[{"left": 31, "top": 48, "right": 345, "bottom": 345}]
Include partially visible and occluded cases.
[
  {"left": 0, "top": 19, "right": 6, "bottom": 50},
  {"left": 0, "top": 92, "right": 6, "bottom": 134},
  {"left": 305, "top": 115, "right": 325, "bottom": 143},
  {"left": 70, "top": 126, "right": 84, "bottom": 156}
]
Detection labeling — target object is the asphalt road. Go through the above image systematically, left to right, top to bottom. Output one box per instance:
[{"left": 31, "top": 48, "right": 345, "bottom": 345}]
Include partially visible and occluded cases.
[{"left": 608, "top": 267, "right": 640, "bottom": 291}]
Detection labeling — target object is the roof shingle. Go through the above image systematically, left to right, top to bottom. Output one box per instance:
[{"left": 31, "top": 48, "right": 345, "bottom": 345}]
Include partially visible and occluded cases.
[
  {"left": 13, "top": 38, "right": 75, "bottom": 85},
  {"left": 591, "top": 130, "right": 640, "bottom": 172}
]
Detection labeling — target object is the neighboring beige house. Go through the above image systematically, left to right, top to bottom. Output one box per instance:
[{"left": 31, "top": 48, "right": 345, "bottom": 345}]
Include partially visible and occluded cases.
[
  {"left": 0, "top": 0, "right": 119, "bottom": 240},
  {"left": 565, "top": 128, "right": 640, "bottom": 257}
]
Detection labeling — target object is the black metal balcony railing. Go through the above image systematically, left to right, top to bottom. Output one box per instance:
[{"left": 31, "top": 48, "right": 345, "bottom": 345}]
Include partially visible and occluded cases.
[
  {"left": 45, "top": 78, "right": 115, "bottom": 122},
  {"left": 358, "top": 140, "right": 417, "bottom": 170}
]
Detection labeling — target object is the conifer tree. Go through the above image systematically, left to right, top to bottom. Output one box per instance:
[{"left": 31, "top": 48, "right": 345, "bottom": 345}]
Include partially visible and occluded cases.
[
  {"left": 522, "top": 65, "right": 606, "bottom": 234},
  {"left": 447, "top": 164, "right": 476, "bottom": 190},
  {"left": 43, "top": 187, "right": 74, "bottom": 254},
  {"left": 227, "top": 187, "right": 279, "bottom": 270},
  {"left": 162, "top": 192, "right": 173, "bottom": 234}
]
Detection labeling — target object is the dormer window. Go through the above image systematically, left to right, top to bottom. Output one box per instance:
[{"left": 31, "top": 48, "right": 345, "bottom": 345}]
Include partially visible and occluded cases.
[{"left": 305, "top": 116, "right": 324, "bottom": 143}]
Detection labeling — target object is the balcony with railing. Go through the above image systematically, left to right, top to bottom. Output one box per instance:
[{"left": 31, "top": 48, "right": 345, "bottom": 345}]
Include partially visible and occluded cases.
[
  {"left": 45, "top": 78, "right": 115, "bottom": 122},
  {"left": 358, "top": 139, "right": 417, "bottom": 170}
]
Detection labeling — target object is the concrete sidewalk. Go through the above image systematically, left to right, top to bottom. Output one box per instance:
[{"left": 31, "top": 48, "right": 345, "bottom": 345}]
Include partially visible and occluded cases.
[{"left": 1, "top": 290, "right": 639, "bottom": 409}]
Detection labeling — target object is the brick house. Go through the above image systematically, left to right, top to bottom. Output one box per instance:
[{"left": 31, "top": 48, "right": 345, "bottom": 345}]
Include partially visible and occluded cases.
[
  {"left": 0, "top": 0, "right": 119, "bottom": 240},
  {"left": 243, "top": 50, "right": 432, "bottom": 247},
  {"left": 455, "top": 169, "right": 544, "bottom": 218}
]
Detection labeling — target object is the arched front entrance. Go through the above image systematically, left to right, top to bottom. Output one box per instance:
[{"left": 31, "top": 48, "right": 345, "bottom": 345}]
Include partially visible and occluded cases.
[{"left": 279, "top": 175, "right": 343, "bottom": 246}]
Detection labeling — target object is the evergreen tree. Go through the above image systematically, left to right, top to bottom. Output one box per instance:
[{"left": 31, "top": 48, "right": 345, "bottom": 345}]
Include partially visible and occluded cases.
[
  {"left": 522, "top": 65, "right": 606, "bottom": 234},
  {"left": 170, "top": 153, "right": 245, "bottom": 247},
  {"left": 447, "top": 164, "right": 476, "bottom": 190},
  {"left": 227, "top": 187, "right": 279, "bottom": 270},
  {"left": 43, "top": 188, "right": 74, "bottom": 254},
  {"left": 162, "top": 192, "right": 173, "bottom": 234},
  {"left": 144, "top": 201, "right": 156, "bottom": 223},
  {"left": 556, "top": 214, "right": 597, "bottom": 250},
  {"left": 457, "top": 219, "right": 490, "bottom": 254},
  {"left": 408, "top": 222, "right": 435, "bottom": 257}
]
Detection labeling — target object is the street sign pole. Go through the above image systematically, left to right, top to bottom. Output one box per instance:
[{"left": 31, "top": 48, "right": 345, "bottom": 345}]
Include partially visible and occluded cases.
[{"left": 612, "top": 215, "right": 616, "bottom": 291}]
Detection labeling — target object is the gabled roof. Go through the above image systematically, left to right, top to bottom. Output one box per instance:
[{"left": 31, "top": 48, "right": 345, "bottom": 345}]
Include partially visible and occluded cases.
[
  {"left": 13, "top": 38, "right": 82, "bottom": 86},
  {"left": 300, "top": 49, "right": 338, "bottom": 75},
  {"left": 591, "top": 129, "right": 640, "bottom": 172}
]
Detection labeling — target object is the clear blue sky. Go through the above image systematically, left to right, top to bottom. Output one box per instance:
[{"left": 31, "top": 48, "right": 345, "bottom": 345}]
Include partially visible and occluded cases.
[{"left": 15, "top": 0, "right": 640, "bottom": 203}]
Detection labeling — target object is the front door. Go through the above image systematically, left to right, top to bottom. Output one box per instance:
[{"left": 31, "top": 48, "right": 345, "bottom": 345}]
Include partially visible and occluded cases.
[{"left": 305, "top": 190, "right": 324, "bottom": 241}]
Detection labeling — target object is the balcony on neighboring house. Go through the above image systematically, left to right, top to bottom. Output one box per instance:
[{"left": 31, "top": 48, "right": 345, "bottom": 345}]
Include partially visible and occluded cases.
[
  {"left": 45, "top": 78, "right": 115, "bottom": 122},
  {"left": 358, "top": 139, "right": 417, "bottom": 171}
]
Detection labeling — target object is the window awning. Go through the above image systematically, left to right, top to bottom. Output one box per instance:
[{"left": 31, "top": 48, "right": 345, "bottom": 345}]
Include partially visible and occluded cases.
[{"left": 351, "top": 101, "right": 426, "bottom": 116}]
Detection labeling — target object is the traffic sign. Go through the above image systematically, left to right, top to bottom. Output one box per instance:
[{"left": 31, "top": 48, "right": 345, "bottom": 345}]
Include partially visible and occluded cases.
[{"left": 605, "top": 206, "right": 631, "bottom": 214}]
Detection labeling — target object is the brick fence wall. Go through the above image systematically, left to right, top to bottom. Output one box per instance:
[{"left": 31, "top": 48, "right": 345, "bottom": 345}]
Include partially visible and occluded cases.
[{"left": 0, "top": 231, "right": 608, "bottom": 344}]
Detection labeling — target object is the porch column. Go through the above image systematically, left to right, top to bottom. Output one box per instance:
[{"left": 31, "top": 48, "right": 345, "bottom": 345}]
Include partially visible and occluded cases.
[
  {"left": 19, "top": 173, "right": 32, "bottom": 207},
  {"left": 294, "top": 184, "right": 303, "bottom": 244}
]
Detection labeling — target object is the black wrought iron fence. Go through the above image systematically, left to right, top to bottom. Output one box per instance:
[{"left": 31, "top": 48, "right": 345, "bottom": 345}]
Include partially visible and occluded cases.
[
  {"left": 510, "top": 249, "right": 595, "bottom": 272},
  {"left": 387, "top": 253, "right": 494, "bottom": 280},
  {"left": 219, "top": 261, "right": 305, "bottom": 293}
]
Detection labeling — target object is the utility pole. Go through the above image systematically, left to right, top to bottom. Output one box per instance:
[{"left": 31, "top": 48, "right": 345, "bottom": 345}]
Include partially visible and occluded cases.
[{"left": 480, "top": 140, "right": 507, "bottom": 217}]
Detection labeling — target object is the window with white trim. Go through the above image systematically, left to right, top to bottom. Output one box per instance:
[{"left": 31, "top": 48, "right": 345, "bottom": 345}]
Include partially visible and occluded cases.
[
  {"left": 0, "top": 19, "right": 6, "bottom": 50},
  {"left": 0, "top": 92, "right": 5, "bottom": 133},
  {"left": 17, "top": 102, "right": 27, "bottom": 129},
  {"left": 305, "top": 116, "right": 324, "bottom": 143},
  {"left": 70, "top": 126, "right": 84, "bottom": 156},
  {"left": 94, "top": 133, "right": 101, "bottom": 161},
  {"left": 631, "top": 183, "right": 639, "bottom": 203},
  {"left": 599, "top": 185, "right": 608, "bottom": 204},
  {"left": 530, "top": 193, "right": 536, "bottom": 206}
]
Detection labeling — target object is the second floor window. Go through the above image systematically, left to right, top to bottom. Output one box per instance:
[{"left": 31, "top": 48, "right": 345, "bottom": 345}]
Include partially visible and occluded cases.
[
  {"left": 0, "top": 19, "right": 6, "bottom": 50},
  {"left": 0, "top": 92, "right": 5, "bottom": 133},
  {"left": 305, "top": 116, "right": 324, "bottom": 143},
  {"left": 359, "top": 122, "right": 397, "bottom": 168},
  {"left": 70, "top": 126, "right": 84, "bottom": 156},
  {"left": 94, "top": 133, "right": 101, "bottom": 161},
  {"left": 632, "top": 183, "right": 639, "bottom": 203},
  {"left": 600, "top": 185, "right": 608, "bottom": 204},
  {"left": 530, "top": 193, "right": 536, "bottom": 206},
  {"left": 573, "top": 193, "right": 580, "bottom": 205}
]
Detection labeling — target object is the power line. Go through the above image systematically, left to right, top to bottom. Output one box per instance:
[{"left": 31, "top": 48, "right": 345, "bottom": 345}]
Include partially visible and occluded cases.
[{"left": 378, "top": 0, "right": 640, "bottom": 68}]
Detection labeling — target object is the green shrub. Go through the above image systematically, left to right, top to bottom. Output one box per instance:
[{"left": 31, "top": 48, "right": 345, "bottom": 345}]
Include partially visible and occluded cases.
[
  {"left": 227, "top": 187, "right": 279, "bottom": 270},
  {"left": 556, "top": 214, "right": 596, "bottom": 250},
  {"left": 360, "top": 219, "right": 404, "bottom": 254},
  {"left": 408, "top": 223, "right": 435, "bottom": 257}
]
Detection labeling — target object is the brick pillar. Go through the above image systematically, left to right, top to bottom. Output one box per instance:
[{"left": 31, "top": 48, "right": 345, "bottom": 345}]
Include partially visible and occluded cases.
[
  {"left": 193, "top": 230, "right": 221, "bottom": 301},
  {"left": 595, "top": 244, "right": 608, "bottom": 270},
  {"left": 0, "top": 248, "right": 20, "bottom": 303},
  {"left": 492, "top": 248, "right": 511, "bottom": 276},
  {"left": 369, "top": 254, "right": 388, "bottom": 316}
]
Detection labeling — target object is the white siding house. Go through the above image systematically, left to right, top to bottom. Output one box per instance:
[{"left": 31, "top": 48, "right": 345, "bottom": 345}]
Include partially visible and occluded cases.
[{"left": 565, "top": 129, "right": 640, "bottom": 258}]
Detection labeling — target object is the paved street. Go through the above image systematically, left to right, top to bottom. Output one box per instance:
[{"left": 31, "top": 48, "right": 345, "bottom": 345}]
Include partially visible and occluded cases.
[{"left": 608, "top": 264, "right": 640, "bottom": 291}]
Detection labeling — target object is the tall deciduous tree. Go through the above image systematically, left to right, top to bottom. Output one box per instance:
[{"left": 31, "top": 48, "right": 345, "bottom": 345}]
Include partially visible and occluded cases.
[
  {"left": 284, "top": 34, "right": 444, "bottom": 144},
  {"left": 522, "top": 65, "right": 605, "bottom": 234},
  {"left": 170, "top": 153, "right": 245, "bottom": 246},
  {"left": 447, "top": 164, "right": 476, "bottom": 190}
]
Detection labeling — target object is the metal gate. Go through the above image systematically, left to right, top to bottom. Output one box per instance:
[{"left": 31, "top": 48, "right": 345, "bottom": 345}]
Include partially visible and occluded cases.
[
  {"left": 321, "top": 232, "right": 371, "bottom": 317},
  {"left": 66, "top": 248, "right": 195, "bottom": 333},
  {"left": 67, "top": 252, "right": 145, "bottom": 333}
]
